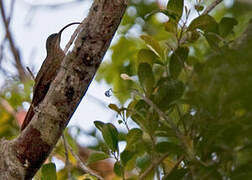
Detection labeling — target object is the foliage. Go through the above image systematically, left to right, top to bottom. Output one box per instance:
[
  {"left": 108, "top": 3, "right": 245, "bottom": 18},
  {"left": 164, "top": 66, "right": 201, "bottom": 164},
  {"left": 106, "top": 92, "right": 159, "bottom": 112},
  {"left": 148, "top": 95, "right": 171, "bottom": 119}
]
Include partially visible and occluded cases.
[
  {"left": 1, "top": 0, "right": 252, "bottom": 179},
  {"left": 92, "top": 0, "right": 252, "bottom": 179}
]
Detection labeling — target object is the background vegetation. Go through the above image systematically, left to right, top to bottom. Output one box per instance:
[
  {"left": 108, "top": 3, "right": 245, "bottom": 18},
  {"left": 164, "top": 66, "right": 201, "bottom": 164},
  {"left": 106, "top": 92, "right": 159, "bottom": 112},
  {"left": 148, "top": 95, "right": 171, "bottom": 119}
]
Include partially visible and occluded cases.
[{"left": 1, "top": 0, "right": 252, "bottom": 179}]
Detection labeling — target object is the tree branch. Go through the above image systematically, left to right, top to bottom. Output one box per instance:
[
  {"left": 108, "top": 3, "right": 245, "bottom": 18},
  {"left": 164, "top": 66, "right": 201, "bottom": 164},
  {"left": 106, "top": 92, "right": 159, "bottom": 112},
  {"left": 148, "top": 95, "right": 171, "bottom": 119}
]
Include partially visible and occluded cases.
[
  {"left": 0, "top": 0, "right": 128, "bottom": 179},
  {"left": 203, "top": 0, "right": 223, "bottom": 15}
]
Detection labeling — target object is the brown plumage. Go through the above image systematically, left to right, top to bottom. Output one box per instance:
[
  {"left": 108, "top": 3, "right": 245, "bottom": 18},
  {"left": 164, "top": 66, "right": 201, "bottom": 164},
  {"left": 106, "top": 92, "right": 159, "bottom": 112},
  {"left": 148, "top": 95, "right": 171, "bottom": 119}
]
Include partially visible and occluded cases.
[{"left": 21, "top": 22, "right": 80, "bottom": 131}]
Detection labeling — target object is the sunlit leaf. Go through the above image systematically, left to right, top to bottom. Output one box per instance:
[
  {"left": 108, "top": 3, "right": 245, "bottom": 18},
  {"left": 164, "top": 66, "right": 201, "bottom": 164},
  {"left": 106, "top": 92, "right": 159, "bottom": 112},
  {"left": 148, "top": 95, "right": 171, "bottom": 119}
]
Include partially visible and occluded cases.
[
  {"left": 140, "top": 35, "right": 163, "bottom": 58},
  {"left": 137, "top": 49, "right": 162, "bottom": 65},
  {"left": 108, "top": 103, "right": 121, "bottom": 114},
  {"left": 94, "top": 121, "right": 104, "bottom": 132}
]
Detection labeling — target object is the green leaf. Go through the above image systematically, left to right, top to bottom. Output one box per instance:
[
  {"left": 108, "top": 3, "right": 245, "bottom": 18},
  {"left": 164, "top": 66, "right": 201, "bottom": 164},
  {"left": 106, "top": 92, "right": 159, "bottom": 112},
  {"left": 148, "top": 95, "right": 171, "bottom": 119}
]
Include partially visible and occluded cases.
[
  {"left": 166, "top": 0, "right": 184, "bottom": 21},
  {"left": 194, "top": 5, "right": 204, "bottom": 12},
  {"left": 188, "top": 14, "right": 218, "bottom": 33},
  {"left": 219, "top": 17, "right": 238, "bottom": 38},
  {"left": 164, "top": 19, "right": 177, "bottom": 33},
  {"left": 187, "top": 30, "right": 200, "bottom": 43},
  {"left": 204, "top": 32, "right": 221, "bottom": 51},
  {"left": 140, "top": 35, "right": 163, "bottom": 57},
  {"left": 169, "top": 46, "right": 189, "bottom": 79},
  {"left": 137, "top": 49, "right": 162, "bottom": 65},
  {"left": 187, "top": 56, "right": 199, "bottom": 66},
  {"left": 138, "top": 63, "right": 155, "bottom": 95},
  {"left": 154, "top": 78, "right": 185, "bottom": 110},
  {"left": 126, "top": 99, "right": 138, "bottom": 118},
  {"left": 131, "top": 100, "right": 149, "bottom": 129},
  {"left": 108, "top": 103, "right": 121, "bottom": 114},
  {"left": 94, "top": 121, "right": 104, "bottom": 132},
  {"left": 102, "top": 123, "right": 119, "bottom": 152},
  {"left": 156, "top": 125, "right": 176, "bottom": 137},
  {"left": 126, "top": 128, "right": 143, "bottom": 148},
  {"left": 64, "top": 129, "right": 78, "bottom": 152},
  {"left": 155, "top": 141, "right": 183, "bottom": 154},
  {"left": 120, "top": 150, "right": 135, "bottom": 166},
  {"left": 87, "top": 152, "right": 110, "bottom": 165},
  {"left": 136, "top": 153, "right": 151, "bottom": 171},
  {"left": 124, "top": 154, "right": 138, "bottom": 171},
  {"left": 114, "top": 161, "right": 123, "bottom": 177},
  {"left": 41, "top": 163, "right": 57, "bottom": 180},
  {"left": 231, "top": 163, "right": 252, "bottom": 180},
  {"left": 163, "top": 169, "right": 187, "bottom": 180},
  {"left": 81, "top": 174, "right": 98, "bottom": 180}
]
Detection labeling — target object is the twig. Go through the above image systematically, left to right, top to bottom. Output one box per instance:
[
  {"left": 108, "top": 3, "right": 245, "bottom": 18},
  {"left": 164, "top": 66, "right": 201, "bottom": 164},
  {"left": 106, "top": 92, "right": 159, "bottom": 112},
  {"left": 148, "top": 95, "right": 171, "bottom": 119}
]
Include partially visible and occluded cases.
[
  {"left": 0, "top": 0, "right": 28, "bottom": 81},
  {"left": 0, "top": 0, "right": 15, "bottom": 75},
  {"left": 7, "top": 0, "right": 16, "bottom": 24},
  {"left": 179, "top": 0, "right": 223, "bottom": 45},
  {"left": 202, "top": 0, "right": 223, "bottom": 15},
  {"left": 0, "top": 41, "right": 4, "bottom": 65},
  {"left": 26, "top": 66, "right": 35, "bottom": 80},
  {"left": 0, "top": 97, "right": 16, "bottom": 116},
  {"left": 61, "top": 134, "right": 72, "bottom": 179},
  {"left": 64, "top": 136, "right": 104, "bottom": 180},
  {"left": 139, "top": 153, "right": 169, "bottom": 180},
  {"left": 162, "top": 155, "right": 185, "bottom": 180}
]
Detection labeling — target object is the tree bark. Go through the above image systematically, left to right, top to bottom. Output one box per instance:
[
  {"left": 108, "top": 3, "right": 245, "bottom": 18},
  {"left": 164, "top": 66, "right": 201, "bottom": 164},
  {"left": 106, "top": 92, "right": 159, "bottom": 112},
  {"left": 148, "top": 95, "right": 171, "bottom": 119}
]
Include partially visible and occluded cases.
[{"left": 0, "top": 0, "right": 127, "bottom": 179}]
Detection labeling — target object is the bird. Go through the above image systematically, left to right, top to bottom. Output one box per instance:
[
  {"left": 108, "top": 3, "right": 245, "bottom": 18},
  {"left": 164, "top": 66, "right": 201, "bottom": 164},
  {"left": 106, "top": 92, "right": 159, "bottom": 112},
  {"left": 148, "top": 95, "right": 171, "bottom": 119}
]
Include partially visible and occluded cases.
[{"left": 21, "top": 22, "right": 81, "bottom": 131}]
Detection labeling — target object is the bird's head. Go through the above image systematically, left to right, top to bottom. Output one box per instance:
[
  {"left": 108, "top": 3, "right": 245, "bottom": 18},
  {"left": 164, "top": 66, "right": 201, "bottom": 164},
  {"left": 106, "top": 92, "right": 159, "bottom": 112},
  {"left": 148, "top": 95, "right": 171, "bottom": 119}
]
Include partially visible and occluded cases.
[{"left": 46, "top": 22, "right": 81, "bottom": 54}]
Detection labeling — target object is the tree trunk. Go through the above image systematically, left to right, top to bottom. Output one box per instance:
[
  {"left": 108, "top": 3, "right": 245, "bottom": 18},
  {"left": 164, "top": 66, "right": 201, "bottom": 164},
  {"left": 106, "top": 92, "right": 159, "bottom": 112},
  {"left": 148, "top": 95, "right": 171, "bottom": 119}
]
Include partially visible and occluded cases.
[{"left": 0, "top": 0, "right": 127, "bottom": 179}]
